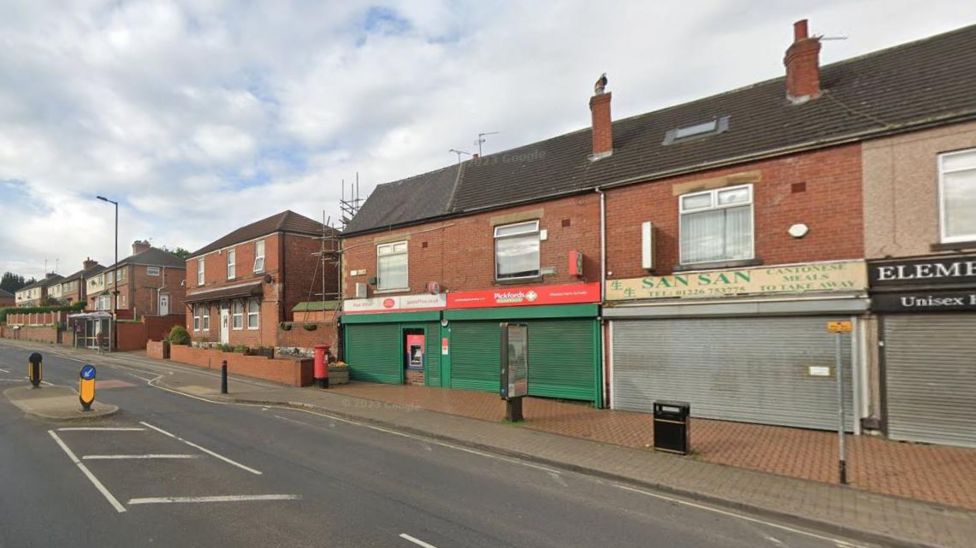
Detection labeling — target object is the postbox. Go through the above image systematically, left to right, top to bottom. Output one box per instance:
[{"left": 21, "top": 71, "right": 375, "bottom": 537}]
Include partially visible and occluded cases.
[{"left": 314, "top": 344, "right": 330, "bottom": 388}]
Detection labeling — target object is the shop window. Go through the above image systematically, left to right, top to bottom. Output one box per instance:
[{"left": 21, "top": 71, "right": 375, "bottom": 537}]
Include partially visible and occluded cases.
[
  {"left": 939, "top": 148, "right": 976, "bottom": 243},
  {"left": 679, "top": 184, "right": 753, "bottom": 265},
  {"left": 494, "top": 220, "right": 540, "bottom": 280},
  {"left": 253, "top": 240, "right": 265, "bottom": 273},
  {"left": 376, "top": 241, "right": 408, "bottom": 290},
  {"left": 227, "top": 249, "right": 236, "bottom": 279},
  {"left": 197, "top": 257, "right": 205, "bottom": 286},
  {"left": 247, "top": 298, "right": 260, "bottom": 329},
  {"left": 231, "top": 300, "right": 244, "bottom": 329}
]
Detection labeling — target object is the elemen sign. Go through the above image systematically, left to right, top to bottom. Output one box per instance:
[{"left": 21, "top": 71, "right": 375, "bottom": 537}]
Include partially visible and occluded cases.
[
  {"left": 869, "top": 254, "right": 976, "bottom": 313},
  {"left": 869, "top": 255, "right": 976, "bottom": 286}
]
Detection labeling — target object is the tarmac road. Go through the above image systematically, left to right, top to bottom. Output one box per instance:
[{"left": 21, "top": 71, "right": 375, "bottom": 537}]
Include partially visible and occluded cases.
[{"left": 0, "top": 341, "right": 871, "bottom": 548}]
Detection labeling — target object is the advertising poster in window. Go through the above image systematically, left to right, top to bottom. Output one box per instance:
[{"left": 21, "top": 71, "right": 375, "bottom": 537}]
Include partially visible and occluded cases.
[{"left": 500, "top": 323, "right": 528, "bottom": 399}]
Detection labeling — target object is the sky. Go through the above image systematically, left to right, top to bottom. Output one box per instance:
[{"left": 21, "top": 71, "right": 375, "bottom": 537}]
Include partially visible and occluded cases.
[{"left": 0, "top": 0, "right": 973, "bottom": 279}]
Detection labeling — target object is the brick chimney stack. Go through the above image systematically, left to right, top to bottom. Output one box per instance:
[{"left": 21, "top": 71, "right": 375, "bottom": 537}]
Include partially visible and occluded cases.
[
  {"left": 784, "top": 19, "right": 822, "bottom": 104},
  {"left": 589, "top": 92, "right": 613, "bottom": 160},
  {"left": 132, "top": 240, "right": 151, "bottom": 255},
  {"left": 83, "top": 257, "right": 98, "bottom": 271}
]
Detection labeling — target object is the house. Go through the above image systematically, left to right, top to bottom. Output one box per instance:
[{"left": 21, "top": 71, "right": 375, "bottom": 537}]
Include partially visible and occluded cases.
[
  {"left": 341, "top": 20, "right": 976, "bottom": 443},
  {"left": 184, "top": 210, "right": 339, "bottom": 350},
  {"left": 85, "top": 241, "right": 186, "bottom": 319},
  {"left": 48, "top": 258, "right": 103, "bottom": 305},
  {"left": 15, "top": 273, "right": 63, "bottom": 307},
  {"left": 0, "top": 288, "right": 14, "bottom": 308}
]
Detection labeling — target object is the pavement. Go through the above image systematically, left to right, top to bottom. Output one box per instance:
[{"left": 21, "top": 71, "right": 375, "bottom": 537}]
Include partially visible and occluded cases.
[
  {"left": 5, "top": 339, "right": 976, "bottom": 547},
  {"left": 4, "top": 384, "right": 118, "bottom": 419}
]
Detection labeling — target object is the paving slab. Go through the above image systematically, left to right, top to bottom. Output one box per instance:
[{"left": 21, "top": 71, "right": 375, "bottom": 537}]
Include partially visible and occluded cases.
[{"left": 4, "top": 385, "right": 118, "bottom": 420}]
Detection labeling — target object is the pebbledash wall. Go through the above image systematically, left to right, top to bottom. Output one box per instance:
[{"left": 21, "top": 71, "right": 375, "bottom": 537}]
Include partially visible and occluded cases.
[
  {"left": 602, "top": 143, "right": 872, "bottom": 432},
  {"left": 341, "top": 193, "right": 605, "bottom": 405}
]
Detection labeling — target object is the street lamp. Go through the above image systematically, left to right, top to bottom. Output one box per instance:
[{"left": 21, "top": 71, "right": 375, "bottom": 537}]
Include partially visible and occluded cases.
[{"left": 96, "top": 196, "right": 118, "bottom": 351}]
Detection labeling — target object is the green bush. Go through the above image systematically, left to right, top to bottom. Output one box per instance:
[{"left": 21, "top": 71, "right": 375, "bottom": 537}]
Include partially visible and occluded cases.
[
  {"left": 0, "top": 301, "right": 85, "bottom": 323},
  {"left": 279, "top": 321, "right": 292, "bottom": 331},
  {"left": 302, "top": 323, "right": 317, "bottom": 331},
  {"left": 167, "top": 325, "right": 191, "bottom": 345},
  {"left": 233, "top": 344, "right": 248, "bottom": 353}
]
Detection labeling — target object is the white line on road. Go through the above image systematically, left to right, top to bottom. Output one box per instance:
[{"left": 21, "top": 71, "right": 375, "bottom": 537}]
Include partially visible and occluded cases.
[
  {"left": 0, "top": 367, "right": 10, "bottom": 373},
  {"left": 139, "top": 421, "right": 262, "bottom": 475},
  {"left": 58, "top": 427, "right": 146, "bottom": 432},
  {"left": 48, "top": 431, "right": 127, "bottom": 513},
  {"left": 82, "top": 454, "right": 199, "bottom": 460},
  {"left": 612, "top": 484, "right": 865, "bottom": 548},
  {"left": 127, "top": 494, "right": 300, "bottom": 505},
  {"left": 399, "top": 533, "right": 438, "bottom": 548}
]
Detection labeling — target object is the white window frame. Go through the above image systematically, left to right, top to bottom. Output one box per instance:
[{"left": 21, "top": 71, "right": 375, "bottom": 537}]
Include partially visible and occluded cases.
[
  {"left": 938, "top": 148, "right": 976, "bottom": 243},
  {"left": 678, "top": 184, "right": 755, "bottom": 265},
  {"left": 494, "top": 220, "right": 541, "bottom": 281},
  {"left": 253, "top": 240, "right": 265, "bottom": 273},
  {"left": 376, "top": 241, "right": 409, "bottom": 291},
  {"left": 227, "top": 249, "right": 236, "bottom": 280},
  {"left": 197, "top": 258, "right": 205, "bottom": 286},
  {"left": 147, "top": 266, "right": 160, "bottom": 276},
  {"left": 247, "top": 298, "right": 260, "bottom": 330},
  {"left": 231, "top": 299, "right": 244, "bottom": 330},
  {"left": 202, "top": 304, "right": 210, "bottom": 331},
  {"left": 193, "top": 305, "right": 201, "bottom": 331}
]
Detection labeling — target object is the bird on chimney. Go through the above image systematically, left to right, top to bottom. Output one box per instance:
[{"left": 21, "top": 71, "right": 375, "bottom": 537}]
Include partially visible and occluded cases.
[{"left": 594, "top": 73, "right": 608, "bottom": 95}]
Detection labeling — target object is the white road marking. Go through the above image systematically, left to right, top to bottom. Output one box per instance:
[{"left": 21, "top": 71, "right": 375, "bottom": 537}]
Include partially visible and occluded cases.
[
  {"left": 0, "top": 367, "right": 10, "bottom": 373},
  {"left": 139, "top": 421, "right": 262, "bottom": 475},
  {"left": 58, "top": 427, "right": 146, "bottom": 432},
  {"left": 48, "top": 430, "right": 127, "bottom": 513},
  {"left": 82, "top": 454, "right": 199, "bottom": 460},
  {"left": 548, "top": 471, "right": 568, "bottom": 487},
  {"left": 612, "top": 484, "right": 866, "bottom": 547},
  {"left": 128, "top": 494, "right": 300, "bottom": 505},
  {"left": 399, "top": 533, "right": 438, "bottom": 548}
]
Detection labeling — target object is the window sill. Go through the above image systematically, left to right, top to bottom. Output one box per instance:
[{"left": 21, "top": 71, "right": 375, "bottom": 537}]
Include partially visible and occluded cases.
[
  {"left": 930, "top": 240, "right": 976, "bottom": 252},
  {"left": 672, "top": 258, "right": 763, "bottom": 272},
  {"left": 493, "top": 275, "right": 543, "bottom": 285},
  {"left": 373, "top": 288, "right": 410, "bottom": 294}
]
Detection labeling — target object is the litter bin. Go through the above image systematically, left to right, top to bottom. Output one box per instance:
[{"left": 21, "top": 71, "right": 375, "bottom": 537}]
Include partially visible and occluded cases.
[{"left": 653, "top": 401, "right": 690, "bottom": 455}]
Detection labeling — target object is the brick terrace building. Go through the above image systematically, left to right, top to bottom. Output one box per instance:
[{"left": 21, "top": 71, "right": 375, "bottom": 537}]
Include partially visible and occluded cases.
[
  {"left": 342, "top": 21, "right": 976, "bottom": 437},
  {"left": 184, "top": 210, "right": 339, "bottom": 350},
  {"left": 85, "top": 241, "right": 186, "bottom": 319},
  {"left": 48, "top": 258, "right": 103, "bottom": 305},
  {"left": 15, "top": 273, "right": 63, "bottom": 307},
  {"left": 0, "top": 288, "right": 14, "bottom": 308}
]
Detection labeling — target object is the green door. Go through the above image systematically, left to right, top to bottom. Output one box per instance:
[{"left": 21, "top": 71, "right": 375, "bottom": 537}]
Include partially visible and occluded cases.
[
  {"left": 526, "top": 319, "right": 597, "bottom": 401},
  {"left": 450, "top": 321, "right": 500, "bottom": 392},
  {"left": 423, "top": 322, "right": 442, "bottom": 387},
  {"left": 345, "top": 323, "right": 402, "bottom": 384}
]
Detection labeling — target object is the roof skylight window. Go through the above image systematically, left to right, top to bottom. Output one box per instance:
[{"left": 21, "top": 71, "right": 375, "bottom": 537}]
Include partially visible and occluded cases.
[{"left": 663, "top": 116, "right": 730, "bottom": 145}]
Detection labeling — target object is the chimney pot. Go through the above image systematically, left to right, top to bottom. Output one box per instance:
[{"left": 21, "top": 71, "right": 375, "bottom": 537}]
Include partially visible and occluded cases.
[
  {"left": 784, "top": 19, "right": 821, "bottom": 103},
  {"left": 793, "top": 19, "right": 808, "bottom": 41},
  {"left": 589, "top": 92, "right": 613, "bottom": 160},
  {"left": 132, "top": 240, "right": 151, "bottom": 255}
]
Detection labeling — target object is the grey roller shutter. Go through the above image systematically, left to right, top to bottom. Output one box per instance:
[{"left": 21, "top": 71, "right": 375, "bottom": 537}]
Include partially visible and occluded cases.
[
  {"left": 884, "top": 314, "right": 976, "bottom": 448},
  {"left": 612, "top": 317, "right": 854, "bottom": 430}
]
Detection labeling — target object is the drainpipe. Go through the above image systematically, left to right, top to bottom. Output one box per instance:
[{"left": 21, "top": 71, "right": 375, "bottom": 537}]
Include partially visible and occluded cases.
[{"left": 595, "top": 187, "right": 608, "bottom": 408}]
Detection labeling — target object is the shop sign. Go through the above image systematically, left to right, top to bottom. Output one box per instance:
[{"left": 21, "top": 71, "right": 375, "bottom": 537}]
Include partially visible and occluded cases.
[
  {"left": 868, "top": 255, "right": 976, "bottom": 286},
  {"left": 606, "top": 260, "right": 867, "bottom": 301},
  {"left": 447, "top": 282, "right": 600, "bottom": 309},
  {"left": 872, "top": 290, "right": 976, "bottom": 312},
  {"left": 343, "top": 293, "right": 446, "bottom": 313}
]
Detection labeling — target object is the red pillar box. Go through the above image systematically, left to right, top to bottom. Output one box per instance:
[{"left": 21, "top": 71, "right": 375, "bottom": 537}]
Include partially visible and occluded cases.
[{"left": 314, "top": 344, "right": 331, "bottom": 388}]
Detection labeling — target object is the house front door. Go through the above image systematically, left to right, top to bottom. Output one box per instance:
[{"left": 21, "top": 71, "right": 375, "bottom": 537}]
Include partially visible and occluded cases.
[
  {"left": 159, "top": 294, "right": 170, "bottom": 316},
  {"left": 220, "top": 307, "right": 230, "bottom": 345}
]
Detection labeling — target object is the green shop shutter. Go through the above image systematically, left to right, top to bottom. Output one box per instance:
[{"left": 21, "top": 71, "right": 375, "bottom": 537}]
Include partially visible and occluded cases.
[
  {"left": 526, "top": 319, "right": 596, "bottom": 401},
  {"left": 450, "top": 321, "right": 500, "bottom": 392},
  {"left": 424, "top": 322, "right": 441, "bottom": 387},
  {"left": 345, "top": 324, "right": 402, "bottom": 384}
]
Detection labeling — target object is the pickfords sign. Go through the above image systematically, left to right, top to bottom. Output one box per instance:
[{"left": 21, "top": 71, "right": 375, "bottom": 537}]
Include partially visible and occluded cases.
[{"left": 605, "top": 260, "right": 867, "bottom": 301}]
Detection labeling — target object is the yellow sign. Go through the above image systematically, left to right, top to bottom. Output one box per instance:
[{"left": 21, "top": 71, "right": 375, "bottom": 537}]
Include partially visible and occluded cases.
[
  {"left": 606, "top": 260, "right": 867, "bottom": 301},
  {"left": 826, "top": 321, "right": 853, "bottom": 333},
  {"left": 79, "top": 379, "right": 95, "bottom": 408}
]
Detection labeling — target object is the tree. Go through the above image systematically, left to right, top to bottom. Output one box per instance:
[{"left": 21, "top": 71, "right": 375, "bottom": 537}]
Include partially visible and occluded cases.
[
  {"left": 160, "top": 246, "right": 192, "bottom": 259},
  {"left": 1, "top": 272, "right": 35, "bottom": 293}
]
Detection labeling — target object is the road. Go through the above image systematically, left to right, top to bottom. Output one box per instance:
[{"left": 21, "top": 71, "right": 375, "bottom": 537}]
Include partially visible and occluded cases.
[{"left": 0, "top": 341, "right": 870, "bottom": 547}]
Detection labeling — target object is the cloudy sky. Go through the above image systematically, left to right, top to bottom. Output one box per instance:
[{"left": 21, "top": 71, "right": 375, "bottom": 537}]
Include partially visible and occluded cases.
[{"left": 0, "top": 0, "right": 972, "bottom": 279}]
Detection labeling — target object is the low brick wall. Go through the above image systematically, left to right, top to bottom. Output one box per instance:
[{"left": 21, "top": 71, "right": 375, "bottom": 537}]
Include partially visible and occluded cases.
[
  {"left": 0, "top": 324, "right": 59, "bottom": 344},
  {"left": 146, "top": 339, "right": 169, "bottom": 360},
  {"left": 169, "top": 345, "right": 313, "bottom": 387}
]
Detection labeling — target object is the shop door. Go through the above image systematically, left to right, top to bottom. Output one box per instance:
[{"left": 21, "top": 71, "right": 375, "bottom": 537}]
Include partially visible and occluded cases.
[
  {"left": 220, "top": 307, "right": 230, "bottom": 345},
  {"left": 884, "top": 314, "right": 976, "bottom": 448},
  {"left": 612, "top": 317, "right": 855, "bottom": 430}
]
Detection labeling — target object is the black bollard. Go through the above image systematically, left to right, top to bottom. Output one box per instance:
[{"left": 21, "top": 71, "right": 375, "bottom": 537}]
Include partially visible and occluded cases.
[{"left": 221, "top": 360, "right": 228, "bottom": 394}]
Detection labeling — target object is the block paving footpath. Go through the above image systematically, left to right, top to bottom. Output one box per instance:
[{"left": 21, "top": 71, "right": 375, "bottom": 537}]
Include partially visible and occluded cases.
[{"left": 4, "top": 341, "right": 976, "bottom": 548}]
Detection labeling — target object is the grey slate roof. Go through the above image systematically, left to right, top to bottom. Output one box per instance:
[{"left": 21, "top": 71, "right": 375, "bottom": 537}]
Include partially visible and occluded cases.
[
  {"left": 346, "top": 23, "right": 976, "bottom": 235},
  {"left": 191, "top": 210, "right": 336, "bottom": 258},
  {"left": 117, "top": 247, "right": 186, "bottom": 269},
  {"left": 61, "top": 264, "right": 105, "bottom": 283},
  {"left": 19, "top": 274, "right": 63, "bottom": 292},
  {"left": 0, "top": 288, "right": 13, "bottom": 298}
]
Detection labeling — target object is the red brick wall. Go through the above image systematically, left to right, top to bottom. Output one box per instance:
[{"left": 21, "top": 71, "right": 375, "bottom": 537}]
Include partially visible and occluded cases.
[
  {"left": 605, "top": 144, "right": 864, "bottom": 278},
  {"left": 342, "top": 193, "right": 602, "bottom": 297},
  {"left": 282, "top": 233, "right": 334, "bottom": 320},
  {"left": 116, "top": 321, "right": 147, "bottom": 351},
  {"left": 276, "top": 322, "right": 337, "bottom": 349},
  {"left": 1, "top": 324, "right": 58, "bottom": 343},
  {"left": 147, "top": 340, "right": 168, "bottom": 360},
  {"left": 169, "top": 345, "right": 313, "bottom": 386}
]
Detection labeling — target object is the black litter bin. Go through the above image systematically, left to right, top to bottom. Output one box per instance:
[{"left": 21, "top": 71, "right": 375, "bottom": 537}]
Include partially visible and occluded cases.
[{"left": 653, "top": 401, "right": 690, "bottom": 455}]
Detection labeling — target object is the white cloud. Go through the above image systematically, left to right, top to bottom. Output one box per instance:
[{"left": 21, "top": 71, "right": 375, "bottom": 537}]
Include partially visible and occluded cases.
[{"left": 0, "top": 0, "right": 973, "bottom": 279}]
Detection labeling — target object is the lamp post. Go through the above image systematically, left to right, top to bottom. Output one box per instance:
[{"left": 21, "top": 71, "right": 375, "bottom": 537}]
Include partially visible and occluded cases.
[{"left": 96, "top": 196, "right": 118, "bottom": 351}]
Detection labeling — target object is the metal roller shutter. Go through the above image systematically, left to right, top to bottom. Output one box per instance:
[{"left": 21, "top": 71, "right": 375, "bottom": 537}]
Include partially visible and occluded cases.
[
  {"left": 884, "top": 314, "right": 976, "bottom": 448},
  {"left": 612, "top": 317, "right": 854, "bottom": 430},
  {"left": 527, "top": 319, "right": 597, "bottom": 401},
  {"left": 451, "top": 321, "right": 500, "bottom": 392},
  {"left": 424, "top": 322, "right": 441, "bottom": 387},
  {"left": 345, "top": 324, "right": 402, "bottom": 384}
]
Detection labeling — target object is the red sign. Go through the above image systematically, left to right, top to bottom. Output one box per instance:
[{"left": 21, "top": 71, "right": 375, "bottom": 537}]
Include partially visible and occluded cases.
[{"left": 447, "top": 282, "right": 600, "bottom": 309}]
